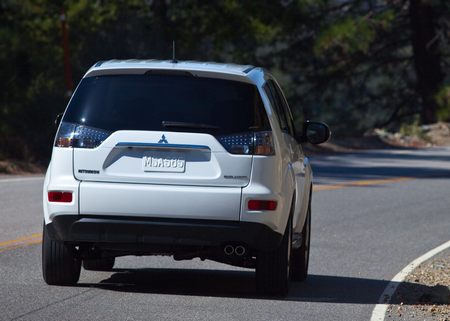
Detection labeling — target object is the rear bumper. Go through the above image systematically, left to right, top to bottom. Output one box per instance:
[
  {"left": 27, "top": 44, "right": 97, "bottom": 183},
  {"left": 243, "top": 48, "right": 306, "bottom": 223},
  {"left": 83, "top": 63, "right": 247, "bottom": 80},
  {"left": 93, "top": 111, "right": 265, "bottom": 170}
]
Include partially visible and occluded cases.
[
  {"left": 78, "top": 181, "right": 242, "bottom": 221},
  {"left": 46, "top": 215, "right": 283, "bottom": 251}
]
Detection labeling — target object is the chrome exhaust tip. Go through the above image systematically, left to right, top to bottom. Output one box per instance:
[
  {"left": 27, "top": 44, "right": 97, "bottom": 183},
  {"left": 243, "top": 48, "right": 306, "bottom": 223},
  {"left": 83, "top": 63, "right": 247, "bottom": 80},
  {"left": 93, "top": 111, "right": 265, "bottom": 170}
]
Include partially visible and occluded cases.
[
  {"left": 224, "top": 245, "right": 235, "bottom": 256},
  {"left": 235, "top": 245, "right": 246, "bottom": 256}
]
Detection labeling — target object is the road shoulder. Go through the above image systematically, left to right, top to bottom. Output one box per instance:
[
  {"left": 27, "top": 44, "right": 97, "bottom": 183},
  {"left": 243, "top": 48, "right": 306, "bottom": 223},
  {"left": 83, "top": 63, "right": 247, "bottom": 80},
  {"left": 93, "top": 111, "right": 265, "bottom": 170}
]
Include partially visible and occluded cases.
[{"left": 386, "top": 248, "right": 450, "bottom": 321}]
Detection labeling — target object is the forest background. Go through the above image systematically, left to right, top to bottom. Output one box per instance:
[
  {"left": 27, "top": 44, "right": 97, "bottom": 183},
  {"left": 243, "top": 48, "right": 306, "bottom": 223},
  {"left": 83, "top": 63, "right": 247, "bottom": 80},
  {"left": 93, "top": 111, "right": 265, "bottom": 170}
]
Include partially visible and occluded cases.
[{"left": 0, "top": 0, "right": 449, "bottom": 162}]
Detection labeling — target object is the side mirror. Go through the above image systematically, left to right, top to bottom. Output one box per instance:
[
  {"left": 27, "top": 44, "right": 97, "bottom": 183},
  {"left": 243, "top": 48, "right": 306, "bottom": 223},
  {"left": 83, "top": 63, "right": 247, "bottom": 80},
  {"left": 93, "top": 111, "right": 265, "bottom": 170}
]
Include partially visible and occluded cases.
[
  {"left": 55, "top": 113, "right": 63, "bottom": 128},
  {"left": 299, "top": 121, "right": 331, "bottom": 145}
]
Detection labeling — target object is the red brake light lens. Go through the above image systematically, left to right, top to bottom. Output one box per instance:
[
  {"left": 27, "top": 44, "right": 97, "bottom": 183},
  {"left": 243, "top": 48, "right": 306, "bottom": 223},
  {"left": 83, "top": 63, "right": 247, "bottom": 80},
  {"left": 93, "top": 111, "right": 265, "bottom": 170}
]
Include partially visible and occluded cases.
[
  {"left": 48, "top": 191, "right": 73, "bottom": 203},
  {"left": 248, "top": 200, "right": 278, "bottom": 211}
]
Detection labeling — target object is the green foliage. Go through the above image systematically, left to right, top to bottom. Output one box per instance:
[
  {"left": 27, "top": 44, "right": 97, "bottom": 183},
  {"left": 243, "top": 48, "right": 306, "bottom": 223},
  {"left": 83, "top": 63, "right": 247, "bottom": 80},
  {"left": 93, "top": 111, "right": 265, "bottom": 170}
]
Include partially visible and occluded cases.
[
  {"left": 0, "top": 0, "right": 449, "bottom": 161},
  {"left": 0, "top": 1, "right": 64, "bottom": 160},
  {"left": 315, "top": 17, "right": 376, "bottom": 55},
  {"left": 435, "top": 85, "right": 450, "bottom": 121},
  {"left": 399, "top": 118, "right": 426, "bottom": 139}
]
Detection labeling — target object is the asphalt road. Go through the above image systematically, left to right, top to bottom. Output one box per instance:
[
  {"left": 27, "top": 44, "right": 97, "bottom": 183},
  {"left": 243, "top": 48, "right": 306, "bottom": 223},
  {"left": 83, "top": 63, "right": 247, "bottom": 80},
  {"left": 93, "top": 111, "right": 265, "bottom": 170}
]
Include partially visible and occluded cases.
[{"left": 1, "top": 147, "right": 450, "bottom": 321}]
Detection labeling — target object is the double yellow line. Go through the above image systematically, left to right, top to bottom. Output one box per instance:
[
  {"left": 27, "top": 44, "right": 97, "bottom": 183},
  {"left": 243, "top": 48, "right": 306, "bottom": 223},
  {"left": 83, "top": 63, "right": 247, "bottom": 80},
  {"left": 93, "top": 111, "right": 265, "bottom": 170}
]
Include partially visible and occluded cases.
[
  {"left": 0, "top": 176, "right": 412, "bottom": 254},
  {"left": 313, "top": 176, "right": 412, "bottom": 191},
  {"left": 0, "top": 232, "right": 42, "bottom": 253}
]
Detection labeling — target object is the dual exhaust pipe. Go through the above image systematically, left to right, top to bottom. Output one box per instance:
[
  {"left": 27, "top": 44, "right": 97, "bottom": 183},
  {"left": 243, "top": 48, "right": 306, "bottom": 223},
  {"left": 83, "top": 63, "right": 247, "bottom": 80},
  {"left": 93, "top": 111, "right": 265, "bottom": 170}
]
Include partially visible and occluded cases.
[{"left": 224, "top": 244, "right": 246, "bottom": 256}]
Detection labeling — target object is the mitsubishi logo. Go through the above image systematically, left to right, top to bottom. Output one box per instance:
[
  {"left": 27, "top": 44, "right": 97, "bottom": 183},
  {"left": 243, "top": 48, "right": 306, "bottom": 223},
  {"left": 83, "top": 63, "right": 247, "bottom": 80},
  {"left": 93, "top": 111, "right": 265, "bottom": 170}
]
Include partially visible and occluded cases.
[{"left": 158, "top": 134, "right": 168, "bottom": 144}]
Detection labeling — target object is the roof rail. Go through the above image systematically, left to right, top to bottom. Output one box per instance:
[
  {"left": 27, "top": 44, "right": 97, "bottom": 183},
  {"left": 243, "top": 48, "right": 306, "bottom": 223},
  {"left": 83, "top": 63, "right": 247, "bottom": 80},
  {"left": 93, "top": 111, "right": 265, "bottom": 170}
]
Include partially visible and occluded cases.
[
  {"left": 94, "top": 60, "right": 106, "bottom": 67},
  {"left": 243, "top": 66, "right": 255, "bottom": 74}
]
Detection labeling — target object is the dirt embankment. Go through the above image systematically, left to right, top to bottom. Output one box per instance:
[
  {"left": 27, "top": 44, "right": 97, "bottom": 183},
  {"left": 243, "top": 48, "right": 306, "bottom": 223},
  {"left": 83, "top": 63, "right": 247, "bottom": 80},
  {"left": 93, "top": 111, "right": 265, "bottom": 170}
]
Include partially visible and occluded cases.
[{"left": 0, "top": 159, "right": 45, "bottom": 175}]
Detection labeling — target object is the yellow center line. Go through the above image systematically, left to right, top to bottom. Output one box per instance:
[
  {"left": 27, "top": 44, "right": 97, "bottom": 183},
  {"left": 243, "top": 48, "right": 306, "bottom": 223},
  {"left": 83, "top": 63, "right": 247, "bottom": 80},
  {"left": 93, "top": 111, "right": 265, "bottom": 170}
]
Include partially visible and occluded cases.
[
  {"left": 0, "top": 176, "right": 413, "bottom": 254},
  {"left": 313, "top": 176, "right": 412, "bottom": 192},
  {"left": 0, "top": 233, "right": 42, "bottom": 253},
  {"left": 0, "top": 233, "right": 42, "bottom": 247},
  {"left": 0, "top": 238, "right": 42, "bottom": 253}
]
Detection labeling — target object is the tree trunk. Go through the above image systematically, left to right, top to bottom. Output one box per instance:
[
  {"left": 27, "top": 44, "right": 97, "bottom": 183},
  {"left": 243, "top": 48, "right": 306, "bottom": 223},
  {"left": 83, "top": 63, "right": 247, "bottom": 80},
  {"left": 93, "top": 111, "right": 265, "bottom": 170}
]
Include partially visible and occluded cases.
[{"left": 409, "top": 0, "right": 443, "bottom": 124}]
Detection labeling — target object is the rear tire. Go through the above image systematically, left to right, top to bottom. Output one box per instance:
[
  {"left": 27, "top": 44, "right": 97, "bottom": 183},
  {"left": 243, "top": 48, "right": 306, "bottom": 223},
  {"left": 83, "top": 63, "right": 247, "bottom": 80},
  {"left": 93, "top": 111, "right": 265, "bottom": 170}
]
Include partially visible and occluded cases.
[
  {"left": 291, "top": 198, "right": 311, "bottom": 282},
  {"left": 256, "top": 215, "right": 292, "bottom": 296},
  {"left": 42, "top": 224, "right": 81, "bottom": 285},
  {"left": 83, "top": 257, "right": 115, "bottom": 271}
]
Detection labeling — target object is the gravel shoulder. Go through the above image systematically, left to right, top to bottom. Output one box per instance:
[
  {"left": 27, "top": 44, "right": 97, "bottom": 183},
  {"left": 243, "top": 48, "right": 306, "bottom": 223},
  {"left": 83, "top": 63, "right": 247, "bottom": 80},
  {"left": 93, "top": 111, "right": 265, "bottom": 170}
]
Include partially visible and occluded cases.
[{"left": 386, "top": 248, "right": 450, "bottom": 321}]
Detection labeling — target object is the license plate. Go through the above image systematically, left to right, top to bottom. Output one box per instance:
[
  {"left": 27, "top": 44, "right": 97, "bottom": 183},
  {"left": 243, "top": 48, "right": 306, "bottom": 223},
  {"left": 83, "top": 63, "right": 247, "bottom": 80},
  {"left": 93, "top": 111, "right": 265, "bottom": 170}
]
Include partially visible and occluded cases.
[{"left": 142, "top": 153, "right": 185, "bottom": 173}]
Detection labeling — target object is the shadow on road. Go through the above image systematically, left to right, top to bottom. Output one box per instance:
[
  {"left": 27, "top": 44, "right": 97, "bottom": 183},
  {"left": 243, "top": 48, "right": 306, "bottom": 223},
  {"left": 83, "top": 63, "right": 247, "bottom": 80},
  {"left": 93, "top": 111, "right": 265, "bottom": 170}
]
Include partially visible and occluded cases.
[
  {"left": 311, "top": 148, "right": 450, "bottom": 183},
  {"left": 346, "top": 148, "right": 450, "bottom": 163},
  {"left": 313, "top": 166, "right": 450, "bottom": 182},
  {"left": 78, "top": 268, "right": 449, "bottom": 305}
]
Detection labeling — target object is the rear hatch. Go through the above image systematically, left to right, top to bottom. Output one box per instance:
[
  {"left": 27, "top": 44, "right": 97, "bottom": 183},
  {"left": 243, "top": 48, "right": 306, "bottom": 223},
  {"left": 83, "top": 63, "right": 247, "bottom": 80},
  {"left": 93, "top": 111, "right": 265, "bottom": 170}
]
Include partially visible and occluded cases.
[
  {"left": 60, "top": 73, "right": 270, "bottom": 187},
  {"left": 73, "top": 130, "right": 251, "bottom": 187}
]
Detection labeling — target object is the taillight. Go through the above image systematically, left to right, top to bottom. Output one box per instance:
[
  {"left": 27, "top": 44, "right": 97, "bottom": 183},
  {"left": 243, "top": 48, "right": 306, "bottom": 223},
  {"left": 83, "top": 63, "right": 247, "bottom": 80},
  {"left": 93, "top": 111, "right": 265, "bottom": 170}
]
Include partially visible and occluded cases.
[
  {"left": 55, "top": 122, "right": 111, "bottom": 148},
  {"left": 217, "top": 131, "right": 274, "bottom": 155},
  {"left": 253, "top": 131, "right": 275, "bottom": 155},
  {"left": 48, "top": 191, "right": 73, "bottom": 203},
  {"left": 248, "top": 200, "right": 278, "bottom": 211}
]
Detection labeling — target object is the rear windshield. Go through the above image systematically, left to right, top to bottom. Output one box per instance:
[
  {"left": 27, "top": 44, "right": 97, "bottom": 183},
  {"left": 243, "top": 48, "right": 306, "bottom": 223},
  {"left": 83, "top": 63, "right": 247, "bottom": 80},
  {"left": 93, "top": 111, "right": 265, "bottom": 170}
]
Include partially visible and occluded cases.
[{"left": 63, "top": 74, "right": 270, "bottom": 135}]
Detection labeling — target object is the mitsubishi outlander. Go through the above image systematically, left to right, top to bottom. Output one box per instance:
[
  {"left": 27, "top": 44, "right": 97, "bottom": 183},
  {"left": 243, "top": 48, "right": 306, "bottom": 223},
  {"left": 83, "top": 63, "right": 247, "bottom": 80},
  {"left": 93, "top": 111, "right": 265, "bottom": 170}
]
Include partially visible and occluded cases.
[{"left": 42, "top": 60, "right": 330, "bottom": 295}]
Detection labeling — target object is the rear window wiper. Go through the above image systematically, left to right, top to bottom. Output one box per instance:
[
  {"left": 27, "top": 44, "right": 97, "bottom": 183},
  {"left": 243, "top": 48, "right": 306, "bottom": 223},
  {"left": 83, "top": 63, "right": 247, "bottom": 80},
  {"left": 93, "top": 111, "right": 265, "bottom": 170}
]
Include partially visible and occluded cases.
[{"left": 161, "top": 121, "right": 219, "bottom": 130}]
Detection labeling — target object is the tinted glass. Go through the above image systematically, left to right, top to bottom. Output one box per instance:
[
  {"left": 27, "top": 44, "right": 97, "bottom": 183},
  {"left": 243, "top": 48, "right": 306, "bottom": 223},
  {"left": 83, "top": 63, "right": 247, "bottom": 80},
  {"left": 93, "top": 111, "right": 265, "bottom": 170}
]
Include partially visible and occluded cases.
[
  {"left": 63, "top": 74, "right": 269, "bottom": 135},
  {"left": 271, "top": 81, "right": 295, "bottom": 136},
  {"left": 263, "top": 82, "right": 288, "bottom": 132}
]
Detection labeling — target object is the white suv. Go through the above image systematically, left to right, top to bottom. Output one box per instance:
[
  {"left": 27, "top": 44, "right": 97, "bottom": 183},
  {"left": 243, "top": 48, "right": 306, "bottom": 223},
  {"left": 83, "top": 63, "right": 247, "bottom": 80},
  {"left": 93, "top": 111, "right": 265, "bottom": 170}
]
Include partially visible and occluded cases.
[{"left": 42, "top": 60, "right": 330, "bottom": 295}]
